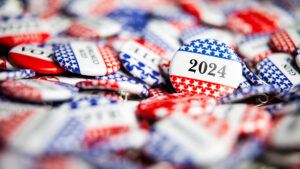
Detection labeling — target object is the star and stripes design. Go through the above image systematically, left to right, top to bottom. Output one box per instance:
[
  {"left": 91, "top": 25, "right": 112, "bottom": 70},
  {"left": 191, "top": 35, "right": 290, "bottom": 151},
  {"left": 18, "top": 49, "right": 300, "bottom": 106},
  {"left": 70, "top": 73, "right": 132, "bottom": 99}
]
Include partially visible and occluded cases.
[
  {"left": 170, "top": 39, "right": 242, "bottom": 98},
  {"left": 179, "top": 39, "right": 241, "bottom": 62},
  {"left": 54, "top": 43, "right": 81, "bottom": 74},
  {"left": 119, "top": 53, "right": 165, "bottom": 87},
  {"left": 257, "top": 58, "right": 293, "bottom": 90},
  {"left": 170, "top": 75, "right": 235, "bottom": 99}
]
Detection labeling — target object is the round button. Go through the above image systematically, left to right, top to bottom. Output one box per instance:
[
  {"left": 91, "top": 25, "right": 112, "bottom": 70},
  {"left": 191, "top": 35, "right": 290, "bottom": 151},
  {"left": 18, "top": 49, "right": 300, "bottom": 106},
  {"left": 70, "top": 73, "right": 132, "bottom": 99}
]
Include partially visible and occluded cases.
[
  {"left": 169, "top": 39, "right": 243, "bottom": 99},
  {"left": 53, "top": 42, "right": 120, "bottom": 76}
]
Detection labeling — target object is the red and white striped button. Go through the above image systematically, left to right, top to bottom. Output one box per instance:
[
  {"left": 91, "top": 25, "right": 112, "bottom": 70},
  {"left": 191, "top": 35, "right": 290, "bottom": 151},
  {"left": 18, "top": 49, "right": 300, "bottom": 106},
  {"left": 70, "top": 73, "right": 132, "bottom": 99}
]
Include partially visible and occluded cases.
[
  {"left": 0, "top": 17, "right": 50, "bottom": 47},
  {"left": 270, "top": 27, "right": 300, "bottom": 54},
  {"left": 169, "top": 39, "right": 243, "bottom": 99},
  {"left": 9, "top": 44, "right": 65, "bottom": 74}
]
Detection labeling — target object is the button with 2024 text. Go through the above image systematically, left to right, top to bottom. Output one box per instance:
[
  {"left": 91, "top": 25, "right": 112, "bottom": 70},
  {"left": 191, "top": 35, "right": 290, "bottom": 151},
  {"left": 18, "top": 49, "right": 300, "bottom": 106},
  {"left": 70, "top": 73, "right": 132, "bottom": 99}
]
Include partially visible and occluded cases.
[{"left": 169, "top": 39, "right": 243, "bottom": 99}]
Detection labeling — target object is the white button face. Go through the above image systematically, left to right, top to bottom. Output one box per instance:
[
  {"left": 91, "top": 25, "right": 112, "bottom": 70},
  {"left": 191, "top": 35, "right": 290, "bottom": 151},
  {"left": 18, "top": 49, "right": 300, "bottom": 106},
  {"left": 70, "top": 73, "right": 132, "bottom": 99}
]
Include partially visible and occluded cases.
[
  {"left": 169, "top": 39, "right": 243, "bottom": 99},
  {"left": 54, "top": 42, "right": 120, "bottom": 76}
]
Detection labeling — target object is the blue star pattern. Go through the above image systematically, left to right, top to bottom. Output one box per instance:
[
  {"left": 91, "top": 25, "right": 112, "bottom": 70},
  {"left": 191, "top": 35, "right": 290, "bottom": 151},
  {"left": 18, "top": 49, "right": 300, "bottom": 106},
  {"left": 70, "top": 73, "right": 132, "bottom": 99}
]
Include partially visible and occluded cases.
[
  {"left": 180, "top": 26, "right": 209, "bottom": 43},
  {"left": 179, "top": 39, "right": 241, "bottom": 62},
  {"left": 53, "top": 43, "right": 81, "bottom": 74},
  {"left": 119, "top": 53, "right": 165, "bottom": 87},
  {"left": 257, "top": 58, "right": 293, "bottom": 90},
  {"left": 242, "top": 63, "right": 265, "bottom": 86},
  {"left": 0, "top": 69, "right": 35, "bottom": 81},
  {"left": 96, "top": 72, "right": 149, "bottom": 97},
  {"left": 220, "top": 85, "right": 282, "bottom": 104},
  {"left": 46, "top": 117, "right": 84, "bottom": 154},
  {"left": 145, "top": 130, "right": 194, "bottom": 166}
]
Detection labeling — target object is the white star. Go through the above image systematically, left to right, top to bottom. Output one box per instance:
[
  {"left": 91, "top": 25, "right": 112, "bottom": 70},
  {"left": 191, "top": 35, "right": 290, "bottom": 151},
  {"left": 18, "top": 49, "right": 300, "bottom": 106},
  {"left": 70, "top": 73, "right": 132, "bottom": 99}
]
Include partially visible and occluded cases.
[
  {"left": 194, "top": 41, "right": 200, "bottom": 47},
  {"left": 203, "top": 43, "right": 209, "bottom": 48},
  {"left": 211, "top": 44, "right": 217, "bottom": 50},
  {"left": 188, "top": 46, "right": 194, "bottom": 51},
  {"left": 219, "top": 46, "right": 226, "bottom": 51},
  {"left": 197, "top": 48, "right": 203, "bottom": 53},
  {"left": 206, "top": 49, "right": 212, "bottom": 54},
  {"left": 215, "top": 50, "right": 220, "bottom": 56},
  {"left": 71, "top": 64, "right": 78, "bottom": 69},
  {"left": 175, "top": 77, "right": 182, "bottom": 83},
  {"left": 184, "top": 79, "right": 190, "bottom": 85},
  {"left": 275, "top": 79, "right": 281, "bottom": 83},
  {"left": 283, "top": 80, "right": 290, "bottom": 84},
  {"left": 193, "top": 81, "right": 199, "bottom": 86},
  {"left": 202, "top": 82, "right": 208, "bottom": 88},
  {"left": 210, "top": 84, "right": 217, "bottom": 90},
  {"left": 179, "top": 85, "right": 185, "bottom": 91},
  {"left": 187, "top": 86, "right": 193, "bottom": 92},
  {"left": 196, "top": 87, "right": 202, "bottom": 94},
  {"left": 204, "top": 89, "right": 211, "bottom": 96}
]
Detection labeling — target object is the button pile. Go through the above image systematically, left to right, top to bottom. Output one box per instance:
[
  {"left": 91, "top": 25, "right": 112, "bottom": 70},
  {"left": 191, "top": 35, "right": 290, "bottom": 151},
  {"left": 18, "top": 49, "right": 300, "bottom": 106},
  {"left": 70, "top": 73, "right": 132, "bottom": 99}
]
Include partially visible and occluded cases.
[{"left": 1, "top": 0, "right": 300, "bottom": 168}]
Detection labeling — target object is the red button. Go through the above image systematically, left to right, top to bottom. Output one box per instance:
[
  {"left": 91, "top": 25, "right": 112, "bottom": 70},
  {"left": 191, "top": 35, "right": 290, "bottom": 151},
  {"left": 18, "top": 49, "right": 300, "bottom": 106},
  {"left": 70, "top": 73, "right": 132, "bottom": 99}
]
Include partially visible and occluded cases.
[{"left": 9, "top": 44, "right": 65, "bottom": 74}]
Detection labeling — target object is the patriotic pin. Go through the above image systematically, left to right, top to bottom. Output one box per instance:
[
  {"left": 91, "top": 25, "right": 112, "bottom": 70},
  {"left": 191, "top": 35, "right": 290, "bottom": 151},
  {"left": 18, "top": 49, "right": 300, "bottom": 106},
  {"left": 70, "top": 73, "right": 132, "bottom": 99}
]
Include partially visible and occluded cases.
[
  {"left": 169, "top": 39, "right": 243, "bottom": 99},
  {"left": 119, "top": 40, "right": 165, "bottom": 87},
  {"left": 53, "top": 42, "right": 120, "bottom": 76},
  {"left": 257, "top": 53, "right": 300, "bottom": 90}
]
